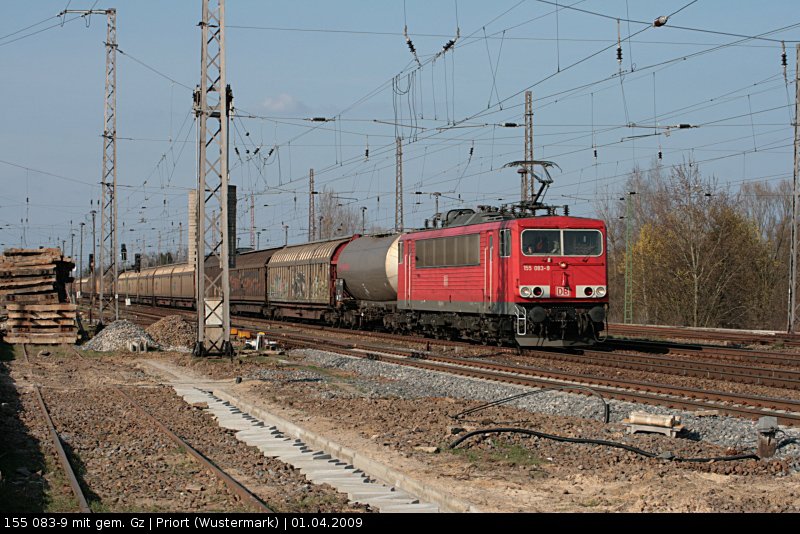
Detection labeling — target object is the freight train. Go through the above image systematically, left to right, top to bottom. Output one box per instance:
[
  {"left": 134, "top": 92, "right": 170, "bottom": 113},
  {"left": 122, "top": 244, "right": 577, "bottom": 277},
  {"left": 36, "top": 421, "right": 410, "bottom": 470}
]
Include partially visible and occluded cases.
[{"left": 79, "top": 206, "right": 608, "bottom": 347}]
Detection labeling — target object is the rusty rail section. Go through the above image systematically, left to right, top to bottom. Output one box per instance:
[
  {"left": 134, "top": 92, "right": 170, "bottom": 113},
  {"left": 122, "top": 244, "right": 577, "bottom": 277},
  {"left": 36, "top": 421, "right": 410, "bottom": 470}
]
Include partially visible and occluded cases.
[
  {"left": 608, "top": 323, "right": 800, "bottom": 347},
  {"left": 605, "top": 338, "right": 800, "bottom": 367},
  {"left": 23, "top": 345, "right": 91, "bottom": 513},
  {"left": 65, "top": 347, "right": 272, "bottom": 512},
  {"left": 529, "top": 349, "right": 800, "bottom": 390},
  {"left": 112, "top": 387, "right": 272, "bottom": 513}
]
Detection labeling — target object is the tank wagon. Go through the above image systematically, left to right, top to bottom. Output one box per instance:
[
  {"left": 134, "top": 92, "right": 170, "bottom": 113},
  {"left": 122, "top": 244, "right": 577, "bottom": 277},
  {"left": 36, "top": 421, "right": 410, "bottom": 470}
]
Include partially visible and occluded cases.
[{"left": 81, "top": 209, "right": 607, "bottom": 347}]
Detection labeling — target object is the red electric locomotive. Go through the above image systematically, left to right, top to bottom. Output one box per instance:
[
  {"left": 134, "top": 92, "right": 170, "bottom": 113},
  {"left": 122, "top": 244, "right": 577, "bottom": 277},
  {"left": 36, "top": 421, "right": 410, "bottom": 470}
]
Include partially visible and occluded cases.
[{"left": 390, "top": 206, "right": 608, "bottom": 347}]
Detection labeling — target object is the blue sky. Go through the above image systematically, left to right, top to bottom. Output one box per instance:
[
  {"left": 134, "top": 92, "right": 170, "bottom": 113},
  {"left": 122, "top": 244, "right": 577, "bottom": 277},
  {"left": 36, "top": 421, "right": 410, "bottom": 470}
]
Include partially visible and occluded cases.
[{"left": 1, "top": 0, "right": 798, "bottom": 257}]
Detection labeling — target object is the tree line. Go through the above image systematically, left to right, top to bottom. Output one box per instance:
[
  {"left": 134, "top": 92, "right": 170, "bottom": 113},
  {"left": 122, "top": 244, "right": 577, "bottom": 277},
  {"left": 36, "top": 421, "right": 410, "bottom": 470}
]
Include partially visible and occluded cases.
[{"left": 598, "top": 160, "right": 791, "bottom": 330}]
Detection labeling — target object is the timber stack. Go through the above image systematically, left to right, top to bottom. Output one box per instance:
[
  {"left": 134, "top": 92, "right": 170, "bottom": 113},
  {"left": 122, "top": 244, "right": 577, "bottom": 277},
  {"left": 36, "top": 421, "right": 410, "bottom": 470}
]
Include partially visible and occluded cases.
[{"left": 0, "top": 248, "right": 77, "bottom": 344}]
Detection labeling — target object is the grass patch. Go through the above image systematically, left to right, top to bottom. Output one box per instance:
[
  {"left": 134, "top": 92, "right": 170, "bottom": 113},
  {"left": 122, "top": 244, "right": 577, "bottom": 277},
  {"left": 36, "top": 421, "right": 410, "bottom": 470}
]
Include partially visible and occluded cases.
[
  {"left": 446, "top": 439, "right": 548, "bottom": 470},
  {"left": 42, "top": 455, "right": 79, "bottom": 513},
  {"left": 297, "top": 492, "right": 346, "bottom": 512}
]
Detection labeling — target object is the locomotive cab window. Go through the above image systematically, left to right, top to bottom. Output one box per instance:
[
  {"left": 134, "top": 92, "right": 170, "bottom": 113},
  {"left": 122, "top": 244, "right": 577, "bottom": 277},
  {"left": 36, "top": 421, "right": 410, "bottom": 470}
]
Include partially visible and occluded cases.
[
  {"left": 521, "top": 229, "right": 561, "bottom": 256},
  {"left": 563, "top": 230, "right": 602, "bottom": 256},
  {"left": 398, "top": 241, "right": 404, "bottom": 263}
]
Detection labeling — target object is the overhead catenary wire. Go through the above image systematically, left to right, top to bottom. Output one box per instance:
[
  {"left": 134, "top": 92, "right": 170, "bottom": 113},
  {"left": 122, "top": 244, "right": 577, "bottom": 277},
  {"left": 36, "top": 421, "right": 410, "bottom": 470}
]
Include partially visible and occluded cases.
[{"left": 17, "top": 1, "right": 798, "bottom": 248}]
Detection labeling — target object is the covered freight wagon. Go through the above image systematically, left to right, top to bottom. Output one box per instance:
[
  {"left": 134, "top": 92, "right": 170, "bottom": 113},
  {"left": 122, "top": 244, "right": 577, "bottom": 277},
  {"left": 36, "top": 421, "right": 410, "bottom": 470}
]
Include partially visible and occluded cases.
[{"left": 266, "top": 237, "right": 353, "bottom": 320}]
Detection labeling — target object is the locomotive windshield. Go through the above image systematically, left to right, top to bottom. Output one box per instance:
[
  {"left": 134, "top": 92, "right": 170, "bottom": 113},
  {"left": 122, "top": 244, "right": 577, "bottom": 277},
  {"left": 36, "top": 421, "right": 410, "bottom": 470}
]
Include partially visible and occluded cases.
[
  {"left": 521, "top": 229, "right": 561, "bottom": 255},
  {"left": 522, "top": 229, "right": 602, "bottom": 256},
  {"left": 563, "top": 230, "right": 602, "bottom": 256}
]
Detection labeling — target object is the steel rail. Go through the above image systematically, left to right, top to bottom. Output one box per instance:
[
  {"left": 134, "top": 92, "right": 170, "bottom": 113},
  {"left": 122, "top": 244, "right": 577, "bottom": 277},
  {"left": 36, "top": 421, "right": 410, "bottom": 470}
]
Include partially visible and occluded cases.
[
  {"left": 84, "top": 302, "right": 800, "bottom": 420},
  {"left": 277, "top": 334, "right": 800, "bottom": 426},
  {"left": 605, "top": 338, "right": 800, "bottom": 367},
  {"left": 23, "top": 345, "right": 92, "bottom": 513},
  {"left": 64, "top": 347, "right": 272, "bottom": 512},
  {"left": 529, "top": 348, "right": 800, "bottom": 390},
  {"left": 113, "top": 387, "right": 273, "bottom": 513}
]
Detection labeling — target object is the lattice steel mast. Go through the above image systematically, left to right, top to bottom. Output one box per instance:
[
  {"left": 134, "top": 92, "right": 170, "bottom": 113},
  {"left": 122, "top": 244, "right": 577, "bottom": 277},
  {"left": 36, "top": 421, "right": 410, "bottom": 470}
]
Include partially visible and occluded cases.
[
  {"left": 193, "top": 0, "right": 232, "bottom": 356},
  {"left": 61, "top": 8, "right": 119, "bottom": 325},
  {"left": 789, "top": 45, "right": 800, "bottom": 332},
  {"left": 523, "top": 90, "right": 534, "bottom": 202},
  {"left": 395, "top": 137, "right": 403, "bottom": 232},
  {"left": 308, "top": 168, "right": 316, "bottom": 241},
  {"left": 623, "top": 191, "right": 636, "bottom": 324},
  {"left": 250, "top": 193, "right": 255, "bottom": 249}
]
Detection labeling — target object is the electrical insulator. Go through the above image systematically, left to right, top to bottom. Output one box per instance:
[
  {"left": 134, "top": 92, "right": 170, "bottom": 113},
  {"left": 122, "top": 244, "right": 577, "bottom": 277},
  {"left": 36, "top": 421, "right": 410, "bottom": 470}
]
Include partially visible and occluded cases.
[
  {"left": 617, "top": 46, "right": 623, "bottom": 64},
  {"left": 782, "top": 52, "right": 788, "bottom": 67},
  {"left": 226, "top": 84, "right": 234, "bottom": 111},
  {"left": 469, "top": 147, "right": 474, "bottom": 156},
  {"left": 364, "top": 148, "right": 369, "bottom": 159},
  {"left": 593, "top": 148, "right": 598, "bottom": 159},
  {"left": 658, "top": 150, "right": 663, "bottom": 160},
  {"left": 120, "top": 243, "right": 127, "bottom": 263}
]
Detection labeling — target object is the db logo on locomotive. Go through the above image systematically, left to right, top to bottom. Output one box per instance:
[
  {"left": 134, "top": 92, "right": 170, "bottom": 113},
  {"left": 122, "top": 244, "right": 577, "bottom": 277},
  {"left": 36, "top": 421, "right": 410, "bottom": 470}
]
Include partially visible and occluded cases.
[{"left": 555, "top": 286, "right": 571, "bottom": 297}]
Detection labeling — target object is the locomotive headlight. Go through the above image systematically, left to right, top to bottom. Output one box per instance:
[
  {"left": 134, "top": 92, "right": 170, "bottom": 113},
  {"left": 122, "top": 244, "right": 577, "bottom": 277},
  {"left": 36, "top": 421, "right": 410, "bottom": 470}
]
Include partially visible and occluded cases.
[
  {"left": 520, "top": 286, "right": 533, "bottom": 298},
  {"left": 595, "top": 286, "right": 607, "bottom": 298},
  {"left": 584, "top": 287, "right": 594, "bottom": 297}
]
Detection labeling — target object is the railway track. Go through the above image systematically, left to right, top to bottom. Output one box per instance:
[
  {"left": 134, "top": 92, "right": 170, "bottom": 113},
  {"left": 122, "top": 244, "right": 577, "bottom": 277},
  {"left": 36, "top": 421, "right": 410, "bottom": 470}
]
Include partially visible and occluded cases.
[
  {"left": 83, "top": 302, "right": 800, "bottom": 425},
  {"left": 219, "top": 314, "right": 800, "bottom": 393},
  {"left": 608, "top": 323, "right": 800, "bottom": 348},
  {"left": 272, "top": 332, "right": 800, "bottom": 427},
  {"left": 605, "top": 338, "right": 800, "bottom": 368},
  {"left": 21, "top": 343, "right": 272, "bottom": 512},
  {"left": 23, "top": 345, "right": 91, "bottom": 513}
]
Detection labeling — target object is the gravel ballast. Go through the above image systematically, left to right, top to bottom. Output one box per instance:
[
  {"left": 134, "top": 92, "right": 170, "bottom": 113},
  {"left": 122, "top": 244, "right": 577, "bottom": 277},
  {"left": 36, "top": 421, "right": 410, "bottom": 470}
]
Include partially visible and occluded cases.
[
  {"left": 83, "top": 320, "right": 161, "bottom": 352},
  {"left": 281, "top": 349, "right": 800, "bottom": 466}
]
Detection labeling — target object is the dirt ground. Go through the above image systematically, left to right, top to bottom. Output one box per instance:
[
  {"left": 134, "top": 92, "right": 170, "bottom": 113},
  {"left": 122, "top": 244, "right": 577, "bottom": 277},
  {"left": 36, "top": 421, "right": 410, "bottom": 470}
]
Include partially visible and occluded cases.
[
  {"left": 0, "top": 345, "right": 368, "bottom": 513},
  {"left": 136, "top": 350, "right": 800, "bottom": 513}
]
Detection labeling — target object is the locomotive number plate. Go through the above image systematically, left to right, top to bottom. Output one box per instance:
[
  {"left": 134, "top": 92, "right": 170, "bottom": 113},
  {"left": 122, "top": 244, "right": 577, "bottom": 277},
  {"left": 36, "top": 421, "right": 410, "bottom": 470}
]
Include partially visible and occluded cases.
[{"left": 555, "top": 286, "right": 571, "bottom": 297}]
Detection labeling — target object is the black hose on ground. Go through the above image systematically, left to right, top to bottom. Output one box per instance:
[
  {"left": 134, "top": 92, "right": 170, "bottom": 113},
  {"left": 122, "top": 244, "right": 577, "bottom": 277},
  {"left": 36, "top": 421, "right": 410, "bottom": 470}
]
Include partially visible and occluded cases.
[
  {"left": 452, "top": 387, "right": 610, "bottom": 424},
  {"left": 449, "top": 427, "right": 760, "bottom": 462}
]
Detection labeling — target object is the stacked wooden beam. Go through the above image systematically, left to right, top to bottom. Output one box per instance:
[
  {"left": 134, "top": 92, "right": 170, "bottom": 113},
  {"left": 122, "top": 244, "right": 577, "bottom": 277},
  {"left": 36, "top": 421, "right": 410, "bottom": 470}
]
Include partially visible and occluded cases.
[{"left": 0, "top": 248, "right": 77, "bottom": 344}]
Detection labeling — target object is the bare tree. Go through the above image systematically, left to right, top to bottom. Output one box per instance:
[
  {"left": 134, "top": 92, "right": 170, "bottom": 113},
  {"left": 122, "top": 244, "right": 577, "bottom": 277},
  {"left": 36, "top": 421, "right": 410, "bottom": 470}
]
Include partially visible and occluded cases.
[
  {"left": 600, "top": 160, "right": 776, "bottom": 328},
  {"left": 739, "top": 180, "right": 792, "bottom": 329},
  {"left": 317, "top": 188, "right": 360, "bottom": 240}
]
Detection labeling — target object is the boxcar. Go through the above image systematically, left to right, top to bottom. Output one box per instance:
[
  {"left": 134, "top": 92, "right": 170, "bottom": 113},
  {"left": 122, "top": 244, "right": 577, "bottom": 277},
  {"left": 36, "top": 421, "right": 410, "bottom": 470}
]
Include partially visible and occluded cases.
[{"left": 266, "top": 237, "right": 354, "bottom": 320}]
